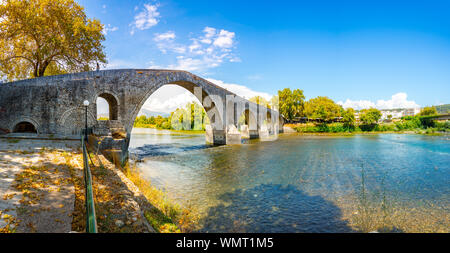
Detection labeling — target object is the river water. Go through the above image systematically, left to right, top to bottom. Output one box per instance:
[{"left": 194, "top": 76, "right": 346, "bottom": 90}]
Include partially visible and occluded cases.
[{"left": 129, "top": 128, "right": 450, "bottom": 233}]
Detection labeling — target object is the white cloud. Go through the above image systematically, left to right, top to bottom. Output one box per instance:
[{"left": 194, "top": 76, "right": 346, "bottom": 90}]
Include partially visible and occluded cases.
[
  {"left": 131, "top": 3, "right": 160, "bottom": 35},
  {"left": 102, "top": 24, "right": 118, "bottom": 35},
  {"left": 148, "top": 26, "right": 238, "bottom": 73},
  {"left": 184, "top": 27, "right": 236, "bottom": 70},
  {"left": 203, "top": 27, "right": 216, "bottom": 38},
  {"left": 213, "top": 30, "right": 235, "bottom": 48},
  {"left": 154, "top": 31, "right": 175, "bottom": 41},
  {"left": 154, "top": 31, "right": 187, "bottom": 54},
  {"left": 169, "top": 56, "right": 209, "bottom": 72},
  {"left": 206, "top": 78, "right": 272, "bottom": 100},
  {"left": 133, "top": 79, "right": 273, "bottom": 114},
  {"left": 141, "top": 85, "right": 199, "bottom": 113},
  {"left": 337, "top": 92, "right": 420, "bottom": 110}
]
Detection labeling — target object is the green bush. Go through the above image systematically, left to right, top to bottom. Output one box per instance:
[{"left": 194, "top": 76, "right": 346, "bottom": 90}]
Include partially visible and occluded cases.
[
  {"left": 292, "top": 117, "right": 448, "bottom": 134},
  {"left": 395, "top": 117, "right": 422, "bottom": 130},
  {"left": 435, "top": 121, "right": 450, "bottom": 132},
  {"left": 295, "top": 123, "right": 354, "bottom": 133},
  {"left": 374, "top": 123, "right": 396, "bottom": 132},
  {"left": 359, "top": 124, "right": 377, "bottom": 131}
]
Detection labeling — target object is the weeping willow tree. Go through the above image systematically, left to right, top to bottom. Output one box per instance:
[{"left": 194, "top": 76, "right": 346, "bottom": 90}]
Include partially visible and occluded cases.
[{"left": 0, "top": 0, "right": 106, "bottom": 81}]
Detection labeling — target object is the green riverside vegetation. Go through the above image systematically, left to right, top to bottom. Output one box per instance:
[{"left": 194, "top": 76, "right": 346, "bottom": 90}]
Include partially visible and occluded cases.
[
  {"left": 134, "top": 102, "right": 209, "bottom": 131},
  {"left": 289, "top": 115, "right": 449, "bottom": 134}
]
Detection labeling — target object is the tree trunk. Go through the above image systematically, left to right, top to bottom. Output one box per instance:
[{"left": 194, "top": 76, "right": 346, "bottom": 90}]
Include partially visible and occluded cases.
[{"left": 37, "top": 61, "right": 49, "bottom": 77}]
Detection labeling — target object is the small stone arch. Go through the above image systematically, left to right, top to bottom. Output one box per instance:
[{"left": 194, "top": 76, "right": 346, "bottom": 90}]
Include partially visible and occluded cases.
[
  {"left": 96, "top": 92, "right": 120, "bottom": 120},
  {"left": 237, "top": 103, "right": 258, "bottom": 131},
  {"left": 59, "top": 107, "right": 96, "bottom": 136},
  {"left": 10, "top": 117, "right": 40, "bottom": 134},
  {"left": 13, "top": 121, "right": 38, "bottom": 134}
]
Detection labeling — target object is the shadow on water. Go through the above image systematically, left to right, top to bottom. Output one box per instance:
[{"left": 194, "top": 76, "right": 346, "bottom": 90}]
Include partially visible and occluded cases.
[
  {"left": 130, "top": 143, "right": 213, "bottom": 159},
  {"left": 196, "top": 184, "right": 355, "bottom": 233}
]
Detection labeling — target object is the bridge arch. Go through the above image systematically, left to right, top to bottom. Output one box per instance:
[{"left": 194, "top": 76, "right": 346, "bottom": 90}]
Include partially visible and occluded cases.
[
  {"left": 127, "top": 79, "right": 225, "bottom": 145},
  {"left": 96, "top": 92, "right": 120, "bottom": 120},
  {"left": 236, "top": 104, "right": 258, "bottom": 139},
  {"left": 59, "top": 107, "right": 97, "bottom": 136},
  {"left": 10, "top": 117, "right": 40, "bottom": 134},
  {"left": 13, "top": 121, "right": 38, "bottom": 134}
]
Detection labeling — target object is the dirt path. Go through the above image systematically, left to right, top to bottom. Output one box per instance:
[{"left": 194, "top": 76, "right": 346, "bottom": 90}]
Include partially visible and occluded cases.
[
  {"left": 0, "top": 138, "right": 153, "bottom": 233},
  {"left": 0, "top": 139, "right": 79, "bottom": 232}
]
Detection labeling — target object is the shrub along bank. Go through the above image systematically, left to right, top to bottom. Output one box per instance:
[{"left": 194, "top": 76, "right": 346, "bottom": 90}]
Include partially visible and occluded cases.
[{"left": 289, "top": 116, "right": 449, "bottom": 134}]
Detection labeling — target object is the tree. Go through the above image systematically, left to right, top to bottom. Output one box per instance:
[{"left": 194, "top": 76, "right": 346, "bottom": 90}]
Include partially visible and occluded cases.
[
  {"left": 0, "top": 0, "right": 106, "bottom": 81},
  {"left": 278, "top": 88, "right": 305, "bottom": 121},
  {"left": 270, "top": 95, "right": 279, "bottom": 111},
  {"left": 249, "top": 96, "right": 270, "bottom": 108},
  {"left": 304, "top": 96, "right": 342, "bottom": 121},
  {"left": 168, "top": 102, "right": 209, "bottom": 130},
  {"left": 419, "top": 106, "right": 437, "bottom": 116},
  {"left": 342, "top": 108, "right": 356, "bottom": 127},
  {"left": 359, "top": 108, "right": 382, "bottom": 124}
]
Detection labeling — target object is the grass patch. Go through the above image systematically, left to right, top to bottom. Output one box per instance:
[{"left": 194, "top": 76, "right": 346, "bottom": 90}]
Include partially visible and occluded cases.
[
  {"left": 6, "top": 139, "right": 20, "bottom": 143},
  {"left": 123, "top": 164, "right": 199, "bottom": 233}
]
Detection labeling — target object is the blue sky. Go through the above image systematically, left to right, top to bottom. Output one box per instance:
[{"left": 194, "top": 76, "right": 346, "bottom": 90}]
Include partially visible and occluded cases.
[{"left": 77, "top": 0, "right": 450, "bottom": 113}]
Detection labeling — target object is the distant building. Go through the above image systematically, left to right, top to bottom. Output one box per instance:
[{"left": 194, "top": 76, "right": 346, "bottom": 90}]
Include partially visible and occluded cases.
[
  {"left": 402, "top": 108, "right": 421, "bottom": 117},
  {"left": 381, "top": 110, "right": 403, "bottom": 120}
]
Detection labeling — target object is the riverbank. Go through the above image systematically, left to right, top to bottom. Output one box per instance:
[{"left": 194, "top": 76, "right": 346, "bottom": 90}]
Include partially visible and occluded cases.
[
  {"left": 285, "top": 123, "right": 449, "bottom": 136},
  {"left": 0, "top": 139, "right": 153, "bottom": 233},
  {"left": 120, "top": 161, "right": 199, "bottom": 233}
]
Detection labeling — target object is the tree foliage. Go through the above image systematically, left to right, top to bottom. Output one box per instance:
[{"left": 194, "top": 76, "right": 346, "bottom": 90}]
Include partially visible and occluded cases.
[
  {"left": 0, "top": 0, "right": 106, "bottom": 81},
  {"left": 278, "top": 88, "right": 305, "bottom": 121},
  {"left": 249, "top": 96, "right": 270, "bottom": 108},
  {"left": 304, "top": 96, "right": 343, "bottom": 121},
  {"left": 170, "top": 102, "right": 209, "bottom": 130},
  {"left": 419, "top": 106, "right": 437, "bottom": 116},
  {"left": 342, "top": 108, "right": 356, "bottom": 127},
  {"left": 359, "top": 108, "right": 382, "bottom": 124}
]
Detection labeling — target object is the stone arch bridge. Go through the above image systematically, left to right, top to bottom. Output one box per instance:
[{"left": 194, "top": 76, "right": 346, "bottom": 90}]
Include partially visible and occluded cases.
[{"left": 0, "top": 69, "right": 283, "bottom": 159}]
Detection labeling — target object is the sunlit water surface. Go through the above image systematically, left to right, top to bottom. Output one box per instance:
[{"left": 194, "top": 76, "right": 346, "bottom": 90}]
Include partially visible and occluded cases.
[{"left": 129, "top": 129, "right": 450, "bottom": 232}]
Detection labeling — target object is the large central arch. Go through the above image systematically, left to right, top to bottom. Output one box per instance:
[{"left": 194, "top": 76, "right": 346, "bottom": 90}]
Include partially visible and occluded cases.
[
  {"left": 128, "top": 80, "right": 224, "bottom": 139},
  {"left": 129, "top": 81, "right": 222, "bottom": 144}
]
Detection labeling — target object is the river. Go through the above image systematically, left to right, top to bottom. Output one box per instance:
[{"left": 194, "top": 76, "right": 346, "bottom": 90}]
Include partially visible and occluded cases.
[{"left": 129, "top": 128, "right": 450, "bottom": 233}]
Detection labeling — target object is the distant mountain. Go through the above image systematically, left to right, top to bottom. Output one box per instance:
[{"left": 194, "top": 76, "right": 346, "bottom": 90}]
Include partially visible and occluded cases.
[
  {"left": 436, "top": 104, "right": 450, "bottom": 114},
  {"left": 138, "top": 109, "right": 170, "bottom": 118}
]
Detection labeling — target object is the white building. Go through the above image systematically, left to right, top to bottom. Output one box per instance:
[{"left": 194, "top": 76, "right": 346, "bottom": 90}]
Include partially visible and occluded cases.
[
  {"left": 402, "top": 108, "right": 421, "bottom": 117},
  {"left": 381, "top": 110, "right": 403, "bottom": 120}
]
